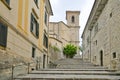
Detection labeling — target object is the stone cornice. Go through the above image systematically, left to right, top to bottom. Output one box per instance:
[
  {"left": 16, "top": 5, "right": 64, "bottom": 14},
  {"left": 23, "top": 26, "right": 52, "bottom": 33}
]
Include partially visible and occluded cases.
[
  {"left": 45, "top": 0, "right": 53, "bottom": 15},
  {"left": 82, "top": 0, "right": 108, "bottom": 38},
  {"left": 69, "top": 26, "right": 80, "bottom": 28},
  {"left": 49, "top": 37, "right": 62, "bottom": 43}
]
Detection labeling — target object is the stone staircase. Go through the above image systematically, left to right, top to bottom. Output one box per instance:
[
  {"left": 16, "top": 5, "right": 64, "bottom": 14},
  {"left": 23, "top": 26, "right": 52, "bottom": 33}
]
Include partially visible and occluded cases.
[
  {"left": 14, "top": 58, "right": 120, "bottom": 80},
  {"left": 54, "top": 58, "right": 106, "bottom": 69}
]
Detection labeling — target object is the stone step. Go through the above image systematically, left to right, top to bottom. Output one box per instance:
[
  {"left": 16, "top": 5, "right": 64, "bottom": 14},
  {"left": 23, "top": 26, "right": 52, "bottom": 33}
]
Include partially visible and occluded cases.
[
  {"left": 54, "top": 59, "right": 87, "bottom": 64},
  {"left": 54, "top": 59, "right": 107, "bottom": 70},
  {"left": 54, "top": 59, "right": 99, "bottom": 67},
  {"left": 55, "top": 63, "right": 94, "bottom": 65},
  {"left": 56, "top": 65, "right": 107, "bottom": 69},
  {"left": 39, "top": 68, "right": 110, "bottom": 71},
  {"left": 31, "top": 70, "right": 120, "bottom": 75},
  {"left": 14, "top": 74, "right": 120, "bottom": 80}
]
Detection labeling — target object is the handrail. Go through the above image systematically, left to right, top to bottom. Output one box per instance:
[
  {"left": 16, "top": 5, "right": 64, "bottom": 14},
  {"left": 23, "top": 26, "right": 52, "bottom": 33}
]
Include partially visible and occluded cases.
[
  {"left": 11, "top": 62, "right": 35, "bottom": 80},
  {"left": 48, "top": 62, "right": 57, "bottom": 68}
]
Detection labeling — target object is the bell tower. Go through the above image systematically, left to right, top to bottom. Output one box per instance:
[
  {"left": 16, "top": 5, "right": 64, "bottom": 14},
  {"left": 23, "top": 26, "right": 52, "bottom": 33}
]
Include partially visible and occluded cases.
[
  {"left": 66, "top": 11, "right": 80, "bottom": 57},
  {"left": 66, "top": 11, "right": 80, "bottom": 27},
  {"left": 66, "top": 11, "right": 80, "bottom": 46}
]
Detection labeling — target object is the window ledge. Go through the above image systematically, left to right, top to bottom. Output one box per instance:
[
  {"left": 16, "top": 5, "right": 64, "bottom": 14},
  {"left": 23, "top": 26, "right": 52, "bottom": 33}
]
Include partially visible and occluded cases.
[{"left": 1, "top": 0, "right": 12, "bottom": 10}]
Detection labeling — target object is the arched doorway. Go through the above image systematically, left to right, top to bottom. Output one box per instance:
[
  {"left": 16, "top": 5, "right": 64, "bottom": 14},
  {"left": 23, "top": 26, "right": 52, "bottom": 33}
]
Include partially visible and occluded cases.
[{"left": 100, "top": 50, "right": 103, "bottom": 66}]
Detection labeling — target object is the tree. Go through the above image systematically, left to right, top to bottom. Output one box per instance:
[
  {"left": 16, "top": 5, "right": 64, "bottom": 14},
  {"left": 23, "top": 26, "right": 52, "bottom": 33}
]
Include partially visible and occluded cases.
[{"left": 63, "top": 44, "right": 77, "bottom": 58}]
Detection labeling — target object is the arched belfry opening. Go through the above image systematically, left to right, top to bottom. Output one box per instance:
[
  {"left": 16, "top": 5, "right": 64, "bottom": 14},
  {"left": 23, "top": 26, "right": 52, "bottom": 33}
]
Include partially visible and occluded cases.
[
  {"left": 66, "top": 11, "right": 80, "bottom": 26},
  {"left": 71, "top": 16, "right": 75, "bottom": 23}
]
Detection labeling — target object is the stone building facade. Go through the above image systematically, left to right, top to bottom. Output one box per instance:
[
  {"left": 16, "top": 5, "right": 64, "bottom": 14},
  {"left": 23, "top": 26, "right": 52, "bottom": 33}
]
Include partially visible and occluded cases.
[
  {"left": 0, "top": 0, "right": 53, "bottom": 80},
  {"left": 82, "top": 0, "right": 120, "bottom": 70},
  {"left": 49, "top": 11, "right": 80, "bottom": 62}
]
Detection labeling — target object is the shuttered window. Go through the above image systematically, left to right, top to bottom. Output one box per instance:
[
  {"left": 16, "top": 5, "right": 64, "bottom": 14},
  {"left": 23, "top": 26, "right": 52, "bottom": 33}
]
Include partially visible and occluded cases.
[
  {"left": 34, "top": 0, "right": 38, "bottom": 6},
  {"left": 44, "top": 11, "right": 47, "bottom": 25},
  {"left": 30, "top": 13, "right": 39, "bottom": 38},
  {"left": 0, "top": 22, "right": 8, "bottom": 47},
  {"left": 43, "top": 34, "right": 48, "bottom": 48},
  {"left": 32, "top": 47, "right": 36, "bottom": 58}
]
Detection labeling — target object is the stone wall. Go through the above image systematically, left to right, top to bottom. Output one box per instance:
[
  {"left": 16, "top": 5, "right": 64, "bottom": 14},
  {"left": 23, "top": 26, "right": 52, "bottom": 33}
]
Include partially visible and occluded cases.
[
  {"left": 82, "top": 0, "right": 120, "bottom": 70},
  {"left": 92, "top": 0, "right": 120, "bottom": 70},
  {"left": 0, "top": 27, "right": 43, "bottom": 80},
  {"left": 49, "top": 37, "right": 63, "bottom": 62},
  {"left": 0, "top": 49, "right": 31, "bottom": 80}
]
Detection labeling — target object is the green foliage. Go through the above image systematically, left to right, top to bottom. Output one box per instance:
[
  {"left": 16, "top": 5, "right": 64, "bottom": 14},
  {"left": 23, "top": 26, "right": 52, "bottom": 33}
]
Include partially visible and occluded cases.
[
  {"left": 63, "top": 44, "right": 77, "bottom": 58},
  {"left": 51, "top": 46, "right": 60, "bottom": 52}
]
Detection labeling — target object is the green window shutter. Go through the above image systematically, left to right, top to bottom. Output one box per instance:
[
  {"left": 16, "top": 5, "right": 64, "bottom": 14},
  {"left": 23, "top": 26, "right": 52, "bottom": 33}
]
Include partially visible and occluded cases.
[
  {"left": 34, "top": 0, "right": 38, "bottom": 5},
  {"left": 44, "top": 12, "right": 47, "bottom": 25},
  {"left": 30, "top": 13, "right": 34, "bottom": 32},
  {"left": 36, "top": 22, "right": 39, "bottom": 38},
  {"left": 0, "top": 23, "right": 8, "bottom": 47},
  {"left": 43, "top": 34, "right": 48, "bottom": 48},
  {"left": 43, "top": 34, "right": 45, "bottom": 46},
  {"left": 46, "top": 36, "right": 48, "bottom": 48},
  {"left": 32, "top": 47, "right": 35, "bottom": 58}
]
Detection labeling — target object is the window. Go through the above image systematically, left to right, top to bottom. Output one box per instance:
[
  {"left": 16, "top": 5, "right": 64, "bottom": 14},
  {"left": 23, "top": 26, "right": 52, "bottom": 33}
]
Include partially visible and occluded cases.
[
  {"left": 34, "top": 0, "right": 38, "bottom": 6},
  {"left": 44, "top": 11, "right": 48, "bottom": 25},
  {"left": 110, "top": 12, "right": 112, "bottom": 18},
  {"left": 30, "top": 13, "right": 39, "bottom": 38},
  {"left": 71, "top": 16, "right": 75, "bottom": 23},
  {"left": 0, "top": 22, "right": 8, "bottom": 47},
  {"left": 43, "top": 34, "right": 48, "bottom": 48},
  {"left": 95, "top": 40, "right": 97, "bottom": 45},
  {"left": 32, "top": 47, "right": 36, "bottom": 58},
  {"left": 113, "top": 52, "right": 116, "bottom": 58}
]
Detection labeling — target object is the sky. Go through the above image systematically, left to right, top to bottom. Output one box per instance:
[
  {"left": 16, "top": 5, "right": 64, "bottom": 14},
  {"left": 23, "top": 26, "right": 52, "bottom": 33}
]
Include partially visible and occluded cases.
[{"left": 49, "top": 0, "right": 95, "bottom": 44}]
